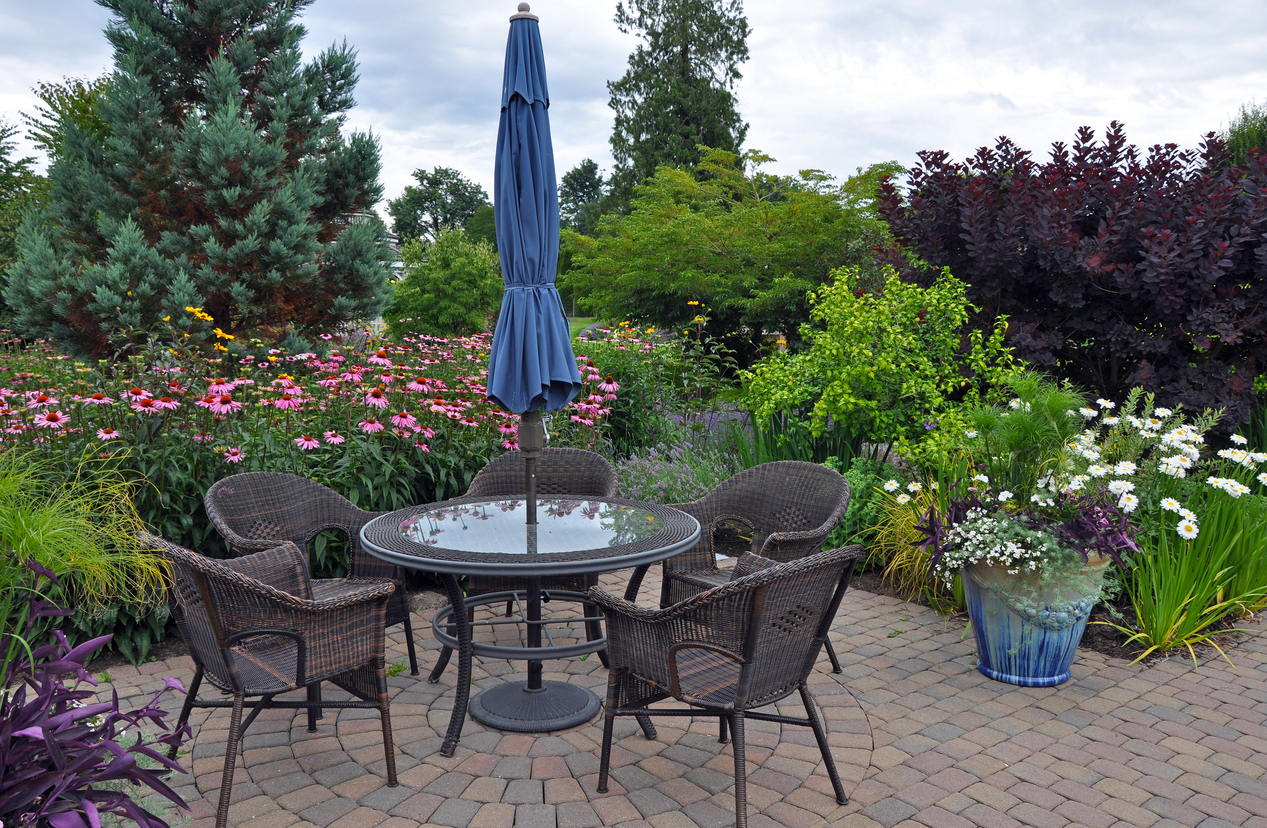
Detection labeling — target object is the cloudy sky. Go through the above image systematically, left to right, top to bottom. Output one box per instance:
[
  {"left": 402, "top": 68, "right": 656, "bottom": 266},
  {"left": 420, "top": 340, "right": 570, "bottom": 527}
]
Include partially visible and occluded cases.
[{"left": 2, "top": 0, "right": 1266, "bottom": 208}]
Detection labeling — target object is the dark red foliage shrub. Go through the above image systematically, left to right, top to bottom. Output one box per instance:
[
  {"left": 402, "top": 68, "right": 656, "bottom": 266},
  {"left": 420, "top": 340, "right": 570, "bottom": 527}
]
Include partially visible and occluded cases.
[{"left": 878, "top": 122, "right": 1267, "bottom": 426}]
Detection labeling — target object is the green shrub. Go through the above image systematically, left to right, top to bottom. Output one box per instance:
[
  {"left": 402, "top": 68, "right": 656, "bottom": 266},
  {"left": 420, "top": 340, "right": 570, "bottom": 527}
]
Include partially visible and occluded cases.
[
  {"left": 385, "top": 231, "right": 503, "bottom": 338},
  {"left": 742, "top": 266, "right": 1014, "bottom": 450}
]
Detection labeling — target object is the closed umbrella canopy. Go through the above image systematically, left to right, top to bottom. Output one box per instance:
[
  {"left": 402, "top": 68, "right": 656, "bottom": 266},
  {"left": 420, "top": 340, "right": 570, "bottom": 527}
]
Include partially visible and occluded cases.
[{"left": 486, "top": 5, "right": 581, "bottom": 415}]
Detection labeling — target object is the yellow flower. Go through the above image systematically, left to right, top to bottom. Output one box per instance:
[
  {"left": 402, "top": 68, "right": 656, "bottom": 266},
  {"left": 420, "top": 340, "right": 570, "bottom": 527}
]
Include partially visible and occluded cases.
[
  {"left": 687, "top": 300, "right": 700, "bottom": 306},
  {"left": 186, "top": 306, "right": 199, "bottom": 313},
  {"left": 162, "top": 315, "right": 170, "bottom": 322},
  {"left": 693, "top": 316, "right": 705, "bottom": 322},
  {"left": 213, "top": 327, "right": 235, "bottom": 340},
  {"left": 646, "top": 327, "right": 655, "bottom": 334},
  {"left": 777, "top": 338, "right": 787, "bottom": 345},
  {"left": 213, "top": 343, "right": 228, "bottom": 352},
  {"left": 267, "top": 356, "right": 278, "bottom": 362},
  {"left": 279, "top": 373, "right": 294, "bottom": 380}
]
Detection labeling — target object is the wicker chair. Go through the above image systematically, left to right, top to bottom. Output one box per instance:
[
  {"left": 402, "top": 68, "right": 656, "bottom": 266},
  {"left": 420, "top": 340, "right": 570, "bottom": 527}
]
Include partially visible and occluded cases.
[
  {"left": 427, "top": 447, "right": 619, "bottom": 682},
  {"left": 632, "top": 461, "right": 849, "bottom": 672},
  {"left": 204, "top": 472, "right": 419, "bottom": 675},
  {"left": 140, "top": 533, "right": 398, "bottom": 828},
  {"left": 590, "top": 545, "right": 864, "bottom": 828}
]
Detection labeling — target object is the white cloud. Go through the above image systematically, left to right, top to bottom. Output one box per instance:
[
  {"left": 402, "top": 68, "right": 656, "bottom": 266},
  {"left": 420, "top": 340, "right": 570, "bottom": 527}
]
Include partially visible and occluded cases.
[{"left": 2, "top": 0, "right": 1265, "bottom": 208}]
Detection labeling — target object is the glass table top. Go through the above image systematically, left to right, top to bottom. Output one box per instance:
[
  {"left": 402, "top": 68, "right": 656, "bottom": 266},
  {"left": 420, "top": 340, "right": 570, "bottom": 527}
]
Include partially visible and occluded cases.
[{"left": 398, "top": 498, "right": 663, "bottom": 555}]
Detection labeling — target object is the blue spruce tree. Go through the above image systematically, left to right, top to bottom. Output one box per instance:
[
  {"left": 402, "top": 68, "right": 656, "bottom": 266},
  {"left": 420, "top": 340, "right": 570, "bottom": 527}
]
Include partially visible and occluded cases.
[{"left": 6, "top": 0, "right": 391, "bottom": 355}]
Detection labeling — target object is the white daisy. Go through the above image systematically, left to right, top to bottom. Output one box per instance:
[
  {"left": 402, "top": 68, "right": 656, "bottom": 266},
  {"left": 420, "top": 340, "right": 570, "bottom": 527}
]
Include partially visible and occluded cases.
[
  {"left": 1096, "top": 399, "right": 1115, "bottom": 409},
  {"left": 1079, "top": 407, "right": 1098, "bottom": 419},
  {"left": 1153, "top": 408, "right": 1172, "bottom": 418},
  {"left": 1103, "top": 417, "right": 1120, "bottom": 426},
  {"left": 964, "top": 429, "right": 978, "bottom": 438},
  {"left": 1231, "top": 433, "right": 1249, "bottom": 445},
  {"left": 1113, "top": 461, "right": 1137, "bottom": 475},
  {"left": 883, "top": 480, "right": 900, "bottom": 492},
  {"left": 1107, "top": 480, "right": 1135, "bottom": 495},
  {"left": 907, "top": 481, "right": 922, "bottom": 493},
  {"left": 997, "top": 491, "right": 1013, "bottom": 502},
  {"left": 895, "top": 493, "right": 911, "bottom": 505},
  {"left": 1118, "top": 493, "right": 1139, "bottom": 513},
  {"left": 1159, "top": 498, "right": 1182, "bottom": 513},
  {"left": 1179, "top": 508, "right": 1197, "bottom": 521},
  {"left": 1176, "top": 520, "right": 1199, "bottom": 539}
]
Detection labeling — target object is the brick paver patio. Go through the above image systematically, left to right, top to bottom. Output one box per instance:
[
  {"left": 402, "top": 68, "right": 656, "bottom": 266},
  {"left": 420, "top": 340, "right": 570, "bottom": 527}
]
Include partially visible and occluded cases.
[{"left": 101, "top": 565, "right": 1267, "bottom": 828}]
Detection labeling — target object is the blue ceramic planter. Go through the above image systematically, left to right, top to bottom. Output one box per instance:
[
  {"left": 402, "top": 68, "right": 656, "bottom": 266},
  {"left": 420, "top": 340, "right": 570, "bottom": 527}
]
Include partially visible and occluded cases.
[{"left": 962, "top": 560, "right": 1108, "bottom": 687}]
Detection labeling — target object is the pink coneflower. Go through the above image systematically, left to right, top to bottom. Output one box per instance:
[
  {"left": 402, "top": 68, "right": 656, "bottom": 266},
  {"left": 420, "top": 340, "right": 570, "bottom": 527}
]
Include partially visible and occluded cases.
[
  {"left": 319, "top": 333, "right": 333, "bottom": 340},
  {"left": 368, "top": 350, "right": 393, "bottom": 366},
  {"left": 341, "top": 370, "right": 364, "bottom": 383},
  {"left": 318, "top": 375, "right": 340, "bottom": 389},
  {"left": 406, "top": 376, "right": 433, "bottom": 394},
  {"left": 166, "top": 380, "right": 187, "bottom": 394},
  {"left": 127, "top": 387, "right": 150, "bottom": 400},
  {"left": 364, "top": 387, "right": 388, "bottom": 408},
  {"left": 83, "top": 392, "right": 114, "bottom": 405},
  {"left": 26, "top": 393, "right": 58, "bottom": 409},
  {"left": 274, "top": 393, "right": 302, "bottom": 411},
  {"left": 210, "top": 394, "right": 242, "bottom": 415},
  {"left": 154, "top": 396, "right": 180, "bottom": 411},
  {"left": 429, "top": 396, "right": 448, "bottom": 414},
  {"left": 132, "top": 397, "right": 160, "bottom": 415},
  {"left": 34, "top": 410, "right": 68, "bottom": 429},
  {"left": 391, "top": 410, "right": 418, "bottom": 430},
  {"left": 570, "top": 414, "right": 595, "bottom": 427},
  {"left": 460, "top": 416, "right": 478, "bottom": 428},
  {"left": 359, "top": 418, "right": 384, "bottom": 434},
  {"left": 498, "top": 421, "right": 517, "bottom": 435},
  {"left": 4, "top": 423, "right": 24, "bottom": 434},
  {"left": 420, "top": 426, "right": 436, "bottom": 439},
  {"left": 97, "top": 427, "right": 120, "bottom": 440},
  {"left": 192, "top": 431, "right": 214, "bottom": 443},
  {"left": 324, "top": 431, "right": 345, "bottom": 445},
  {"left": 295, "top": 435, "right": 320, "bottom": 450},
  {"left": 502, "top": 439, "right": 519, "bottom": 450},
  {"left": 414, "top": 441, "right": 430, "bottom": 452},
  {"left": 224, "top": 447, "right": 244, "bottom": 463}
]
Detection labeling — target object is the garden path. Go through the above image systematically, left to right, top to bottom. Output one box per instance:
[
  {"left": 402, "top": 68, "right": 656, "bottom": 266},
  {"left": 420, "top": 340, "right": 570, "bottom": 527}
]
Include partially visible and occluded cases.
[{"left": 101, "top": 565, "right": 1267, "bottom": 828}]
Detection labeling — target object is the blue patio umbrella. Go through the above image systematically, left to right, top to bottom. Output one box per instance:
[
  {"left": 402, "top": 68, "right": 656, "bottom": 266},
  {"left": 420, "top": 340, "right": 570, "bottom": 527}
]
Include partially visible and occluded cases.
[
  {"left": 486, "top": 3, "right": 582, "bottom": 422},
  {"left": 467, "top": 4, "right": 601, "bottom": 735}
]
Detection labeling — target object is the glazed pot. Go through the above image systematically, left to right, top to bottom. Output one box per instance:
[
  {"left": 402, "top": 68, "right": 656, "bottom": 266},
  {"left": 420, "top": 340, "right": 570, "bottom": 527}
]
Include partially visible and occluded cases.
[{"left": 962, "top": 555, "right": 1111, "bottom": 687}]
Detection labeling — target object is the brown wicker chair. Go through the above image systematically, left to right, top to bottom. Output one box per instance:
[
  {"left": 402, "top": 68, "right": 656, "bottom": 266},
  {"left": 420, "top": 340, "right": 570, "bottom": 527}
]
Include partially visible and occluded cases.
[
  {"left": 427, "top": 447, "right": 619, "bottom": 682},
  {"left": 626, "top": 461, "right": 849, "bottom": 672},
  {"left": 204, "top": 472, "right": 419, "bottom": 676},
  {"left": 140, "top": 533, "right": 398, "bottom": 828},
  {"left": 590, "top": 545, "right": 863, "bottom": 828}
]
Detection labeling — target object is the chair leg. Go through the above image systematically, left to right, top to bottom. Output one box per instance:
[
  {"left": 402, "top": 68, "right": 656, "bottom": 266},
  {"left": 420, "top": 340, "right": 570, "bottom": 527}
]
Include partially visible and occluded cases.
[
  {"left": 582, "top": 600, "right": 609, "bottom": 669},
  {"left": 402, "top": 613, "right": 419, "bottom": 676},
  {"left": 824, "top": 638, "right": 842, "bottom": 674},
  {"left": 169, "top": 665, "right": 203, "bottom": 761},
  {"left": 377, "top": 666, "right": 399, "bottom": 787},
  {"left": 597, "top": 676, "right": 619, "bottom": 794},
  {"left": 306, "top": 683, "right": 323, "bottom": 732},
  {"left": 801, "top": 684, "right": 847, "bottom": 805},
  {"left": 215, "top": 692, "right": 245, "bottom": 828},
  {"left": 731, "top": 711, "right": 749, "bottom": 828},
  {"left": 637, "top": 713, "right": 657, "bottom": 741},
  {"left": 718, "top": 714, "right": 729, "bottom": 744}
]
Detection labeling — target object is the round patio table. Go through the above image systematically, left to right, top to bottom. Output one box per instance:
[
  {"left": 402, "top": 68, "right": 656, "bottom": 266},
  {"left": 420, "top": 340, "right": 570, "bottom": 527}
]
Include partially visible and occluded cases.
[{"left": 361, "top": 496, "right": 699, "bottom": 756}]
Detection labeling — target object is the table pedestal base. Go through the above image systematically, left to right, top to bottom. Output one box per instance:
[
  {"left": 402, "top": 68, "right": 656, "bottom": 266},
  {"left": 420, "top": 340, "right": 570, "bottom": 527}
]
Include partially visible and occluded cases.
[{"left": 469, "top": 681, "right": 602, "bottom": 732}]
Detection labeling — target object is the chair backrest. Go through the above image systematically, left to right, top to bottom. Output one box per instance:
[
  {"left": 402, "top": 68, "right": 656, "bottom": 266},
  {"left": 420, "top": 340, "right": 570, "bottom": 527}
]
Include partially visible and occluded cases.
[
  {"left": 465, "top": 447, "right": 619, "bottom": 499},
  {"left": 675, "top": 461, "right": 849, "bottom": 563},
  {"left": 141, "top": 532, "right": 310, "bottom": 693},
  {"left": 735, "top": 546, "right": 859, "bottom": 707}
]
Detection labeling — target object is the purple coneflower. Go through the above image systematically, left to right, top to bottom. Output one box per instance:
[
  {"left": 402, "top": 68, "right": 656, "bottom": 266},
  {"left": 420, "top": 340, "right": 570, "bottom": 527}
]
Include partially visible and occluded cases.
[
  {"left": 319, "top": 333, "right": 334, "bottom": 340},
  {"left": 368, "top": 350, "right": 393, "bottom": 366},
  {"left": 318, "top": 375, "right": 340, "bottom": 389},
  {"left": 406, "top": 376, "right": 433, "bottom": 394},
  {"left": 127, "top": 387, "right": 150, "bottom": 400},
  {"left": 364, "top": 387, "right": 388, "bottom": 408},
  {"left": 83, "top": 392, "right": 114, "bottom": 405},
  {"left": 26, "top": 393, "right": 58, "bottom": 409},
  {"left": 274, "top": 393, "right": 303, "bottom": 411},
  {"left": 210, "top": 394, "right": 242, "bottom": 415},
  {"left": 154, "top": 396, "right": 181, "bottom": 411},
  {"left": 132, "top": 397, "right": 160, "bottom": 415},
  {"left": 34, "top": 410, "right": 68, "bottom": 429},
  {"left": 391, "top": 410, "right": 418, "bottom": 430},
  {"left": 360, "top": 418, "right": 384, "bottom": 434},
  {"left": 97, "top": 427, "right": 120, "bottom": 440},
  {"left": 324, "top": 431, "right": 345, "bottom": 444},
  {"left": 295, "top": 435, "right": 320, "bottom": 450},
  {"left": 502, "top": 439, "right": 519, "bottom": 450},
  {"left": 414, "top": 441, "right": 430, "bottom": 452},
  {"left": 224, "top": 447, "right": 244, "bottom": 463}
]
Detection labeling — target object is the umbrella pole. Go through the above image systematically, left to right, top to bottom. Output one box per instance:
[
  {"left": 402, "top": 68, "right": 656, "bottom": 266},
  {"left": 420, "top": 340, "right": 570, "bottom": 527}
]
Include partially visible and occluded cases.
[{"left": 519, "top": 409, "right": 544, "bottom": 525}]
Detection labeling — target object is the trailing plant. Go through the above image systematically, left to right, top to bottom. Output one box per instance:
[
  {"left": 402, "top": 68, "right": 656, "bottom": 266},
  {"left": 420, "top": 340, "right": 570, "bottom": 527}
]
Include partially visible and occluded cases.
[
  {"left": 880, "top": 122, "right": 1267, "bottom": 426},
  {"left": 1, "top": 562, "right": 189, "bottom": 828}
]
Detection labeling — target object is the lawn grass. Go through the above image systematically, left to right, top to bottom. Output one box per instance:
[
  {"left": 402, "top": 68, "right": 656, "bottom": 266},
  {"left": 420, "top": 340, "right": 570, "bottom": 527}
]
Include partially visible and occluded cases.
[{"left": 569, "top": 317, "right": 598, "bottom": 340}]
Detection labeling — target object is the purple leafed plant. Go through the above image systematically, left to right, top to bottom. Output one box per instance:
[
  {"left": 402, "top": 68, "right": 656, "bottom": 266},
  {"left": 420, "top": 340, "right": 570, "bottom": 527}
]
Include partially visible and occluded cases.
[{"left": 0, "top": 562, "right": 189, "bottom": 828}]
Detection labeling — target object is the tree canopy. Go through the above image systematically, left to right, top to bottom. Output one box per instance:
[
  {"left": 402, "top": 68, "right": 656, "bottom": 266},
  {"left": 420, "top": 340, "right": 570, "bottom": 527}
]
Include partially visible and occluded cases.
[
  {"left": 5, "top": 0, "right": 391, "bottom": 356},
  {"left": 606, "top": 0, "right": 750, "bottom": 207},
  {"left": 0, "top": 121, "right": 44, "bottom": 290},
  {"left": 561, "top": 148, "right": 896, "bottom": 365},
  {"left": 559, "top": 158, "right": 605, "bottom": 237},
  {"left": 387, "top": 166, "right": 490, "bottom": 244}
]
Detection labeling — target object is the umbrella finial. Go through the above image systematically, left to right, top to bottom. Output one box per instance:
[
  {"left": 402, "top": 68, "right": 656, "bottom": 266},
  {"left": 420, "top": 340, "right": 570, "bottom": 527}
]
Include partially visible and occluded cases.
[{"left": 510, "top": 3, "right": 538, "bottom": 21}]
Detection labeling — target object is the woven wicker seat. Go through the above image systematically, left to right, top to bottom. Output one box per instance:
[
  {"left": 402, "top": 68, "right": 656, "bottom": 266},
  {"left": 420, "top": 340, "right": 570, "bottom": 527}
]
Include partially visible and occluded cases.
[
  {"left": 427, "top": 447, "right": 619, "bottom": 682},
  {"left": 629, "top": 461, "right": 850, "bottom": 672},
  {"left": 204, "top": 472, "right": 419, "bottom": 675},
  {"left": 141, "top": 533, "right": 398, "bottom": 828},
  {"left": 590, "top": 545, "right": 864, "bottom": 828}
]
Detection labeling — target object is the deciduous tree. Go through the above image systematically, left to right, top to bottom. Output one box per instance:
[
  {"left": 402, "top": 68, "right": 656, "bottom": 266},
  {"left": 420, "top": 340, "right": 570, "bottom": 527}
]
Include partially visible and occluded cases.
[{"left": 387, "top": 166, "right": 490, "bottom": 244}]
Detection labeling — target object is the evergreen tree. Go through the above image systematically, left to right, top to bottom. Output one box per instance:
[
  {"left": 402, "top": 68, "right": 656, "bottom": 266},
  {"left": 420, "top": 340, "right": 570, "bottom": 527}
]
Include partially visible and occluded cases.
[
  {"left": 5, "top": 0, "right": 391, "bottom": 356},
  {"left": 606, "top": 0, "right": 750, "bottom": 208},
  {"left": 1223, "top": 101, "right": 1267, "bottom": 164},
  {"left": 0, "top": 120, "right": 44, "bottom": 291},
  {"left": 559, "top": 158, "right": 605, "bottom": 236},
  {"left": 387, "top": 166, "right": 490, "bottom": 244}
]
